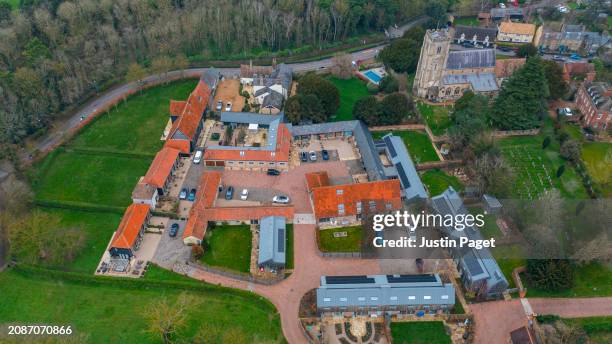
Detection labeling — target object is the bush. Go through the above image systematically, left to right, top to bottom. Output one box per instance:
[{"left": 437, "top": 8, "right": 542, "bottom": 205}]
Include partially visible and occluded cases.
[
  {"left": 379, "top": 75, "right": 399, "bottom": 93},
  {"left": 366, "top": 82, "right": 379, "bottom": 94},
  {"left": 542, "top": 137, "right": 551, "bottom": 149},
  {"left": 556, "top": 164, "right": 565, "bottom": 177},
  {"left": 537, "top": 314, "right": 561, "bottom": 324}
]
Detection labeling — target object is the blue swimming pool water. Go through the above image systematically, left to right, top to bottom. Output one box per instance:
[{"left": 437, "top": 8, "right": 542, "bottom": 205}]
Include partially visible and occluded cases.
[{"left": 364, "top": 70, "right": 382, "bottom": 83}]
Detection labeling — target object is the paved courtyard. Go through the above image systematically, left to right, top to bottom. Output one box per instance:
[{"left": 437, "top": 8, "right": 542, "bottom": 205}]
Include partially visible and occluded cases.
[{"left": 152, "top": 219, "right": 191, "bottom": 269}]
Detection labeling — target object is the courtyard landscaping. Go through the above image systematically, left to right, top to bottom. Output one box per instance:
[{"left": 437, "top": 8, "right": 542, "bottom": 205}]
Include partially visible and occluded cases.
[
  {"left": 328, "top": 77, "right": 369, "bottom": 122},
  {"left": 417, "top": 102, "right": 452, "bottom": 136},
  {"left": 373, "top": 130, "right": 440, "bottom": 163},
  {"left": 581, "top": 142, "right": 611, "bottom": 196},
  {"left": 420, "top": 169, "right": 464, "bottom": 196},
  {"left": 201, "top": 224, "right": 253, "bottom": 273},
  {"left": 318, "top": 226, "right": 363, "bottom": 253},
  {"left": 391, "top": 321, "right": 452, "bottom": 344}
]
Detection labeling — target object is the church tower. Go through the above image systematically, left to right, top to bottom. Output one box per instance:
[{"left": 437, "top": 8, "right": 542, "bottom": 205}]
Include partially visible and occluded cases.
[{"left": 413, "top": 28, "right": 453, "bottom": 100}]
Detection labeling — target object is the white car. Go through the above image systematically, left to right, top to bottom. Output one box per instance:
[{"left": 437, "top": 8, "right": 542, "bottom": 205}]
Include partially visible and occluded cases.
[
  {"left": 499, "top": 3, "right": 506, "bottom": 9},
  {"left": 225, "top": 102, "right": 232, "bottom": 111},
  {"left": 193, "top": 150, "right": 202, "bottom": 164},
  {"left": 309, "top": 151, "right": 317, "bottom": 161},
  {"left": 240, "top": 189, "right": 249, "bottom": 200},
  {"left": 272, "top": 195, "right": 290, "bottom": 204}
]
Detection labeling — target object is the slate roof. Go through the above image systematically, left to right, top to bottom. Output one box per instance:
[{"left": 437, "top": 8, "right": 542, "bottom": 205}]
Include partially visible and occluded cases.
[
  {"left": 490, "top": 7, "right": 524, "bottom": 19},
  {"left": 453, "top": 25, "right": 497, "bottom": 43},
  {"left": 445, "top": 49, "right": 496, "bottom": 70},
  {"left": 442, "top": 73, "right": 499, "bottom": 92},
  {"left": 262, "top": 91, "right": 285, "bottom": 109},
  {"left": 220, "top": 112, "right": 282, "bottom": 126},
  {"left": 378, "top": 134, "right": 428, "bottom": 201},
  {"left": 258, "top": 216, "right": 286, "bottom": 267},
  {"left": 317, "top": 274, "right": 455, "bottom": 309}
]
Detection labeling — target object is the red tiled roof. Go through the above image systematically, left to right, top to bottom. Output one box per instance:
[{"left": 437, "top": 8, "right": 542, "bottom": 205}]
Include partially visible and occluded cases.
[
  {"left": 495, "top": 58, "right": 526, "bottom": 78},
  {"left": 563, "top": 62, "right": 596, "bottom": 82},
  {"left": 167, "top": 80, "right": 211, "bottom": 150},
  {"left": 169, "top": 100, "right": 187, "bottom": 117},
  {"left": 203, "top": 123, "right": 291, "bottom": 162},
  {"left": 164, "top": 139, "right": 191, "bottom": 154},
  {"left": 142, "top": 147, "right": 180, "bottom": 189},
  {"left": 182, "top": 171, "right": 222, "bottom": 242},
  {"left": 305, "top": 171, "right": 330, "bottom": 192},
  {"left": 311, "top": 179, "right": 402, "bottom": 219},
  {"left": 110, "top": 204, "right": 150, "bottom": 250},
  {"left": 205, "top": 206, "right": 294, "bottom": 221}
]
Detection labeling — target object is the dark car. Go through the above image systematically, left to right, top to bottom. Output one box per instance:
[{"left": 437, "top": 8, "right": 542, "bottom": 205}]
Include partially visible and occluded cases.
[
  {"left": 322, "top": 149, "right": 329, "bottom": 161},
  {"left": 300, "top": 151, "right": 308, "bottom": 162},
  {"left": 267, "top": 168, "right": 281, "bottom": 176},
  {"left": 225, "top": 186, "right": 234, "bottom": 200},
  {"left": 179, "top": 188, "right": 188, "bottom": 200},
  {"left": 187, "top": 188, "right": 197, "bottom": 201},
  {"left": 168, "top": 223, "right": 179, "bottom": 237}
]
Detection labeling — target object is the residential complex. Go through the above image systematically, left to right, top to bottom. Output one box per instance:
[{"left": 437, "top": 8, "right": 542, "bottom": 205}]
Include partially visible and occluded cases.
[{"left": 576, "top": 82, "right": 611, "bottom": 130}]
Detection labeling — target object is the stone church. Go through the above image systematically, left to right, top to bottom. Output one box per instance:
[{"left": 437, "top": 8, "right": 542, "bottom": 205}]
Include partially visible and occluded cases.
[{"left": 413, "top": 28, "right": 501, "bottom": 102}]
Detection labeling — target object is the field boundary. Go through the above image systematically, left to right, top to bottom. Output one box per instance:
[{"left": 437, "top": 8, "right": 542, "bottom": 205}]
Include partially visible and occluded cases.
[
  {"left": 66, "top": 147, "right": 156, "bottom": 160},
  {"left": 34, "top": 199, "right": 126, "bottom": 215}
]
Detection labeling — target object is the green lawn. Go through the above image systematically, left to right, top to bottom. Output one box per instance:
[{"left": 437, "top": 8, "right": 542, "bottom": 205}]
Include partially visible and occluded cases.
[
  {"left": 6, "top": 0, "right": 19, "bottom": 9},
  {"left": 453, "top": 16, "right": 479, "bottom": 26},
  {"left": 328, "top": 77, "right": 369, "bottom": 122},
  {"left": 70, "top": 79, "right": 197, "bottom": 154},
  {"left": 417, "top": 102, "right": 452, "bottom": 136},
  {"left": 373, "top": 130, "right": 440, "bottom": 163},
  {"left": 499, "top": 134, "right": 588, "bottom": 199},
  {"left": 582, "top": 142, "right": 611, "bottom": 196},
  {"left": 33, "top": 149, "right": 151, "bottom": 207},
  {"left": 420, "top": 169, "right": 463, "bottom": 196},
  {"left": 467, "top": 206, "right": 502, "bottom": 239},
  {"left": 36, "top": 207, "right": 121, "bottom": 273},
  {"left": 201, "top": 225, "right": 252, "bottom": 273},
  {"left": 318, "top": 226, "right": 362, "bottom": 252},
  {"left": 491, "top": 244, "right": 527, "bottom": 289},
  {"left": 526, "top": 262, "right": 612, "bottom": 298},
  {"left": 0, "top": 270, "right": 283, "bottom": 344},
  {"left": 563, "top": 317, "right": 612, "bottom": 344},
  {"left": 391, "top": 321, "right": 452, "bottom": 344}
]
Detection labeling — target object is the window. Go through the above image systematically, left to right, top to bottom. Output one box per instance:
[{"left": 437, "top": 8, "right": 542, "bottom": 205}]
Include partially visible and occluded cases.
[
  {"left": 436, "top": 46, "right": 441, "bottom": 54},
  {"left": 240, "top": 151, "right": 245, "bottom": 156},
  {"left": 249, "top": 161, "right": 254, "bottom": 165},
  {"left": 259, "top": 162, "right": 264, "bottom": 165},
  {"left": 336, "top": 189, "right": 343, "bottom": 195},
  {"left": 369, "top": 200, "right": 377, "bottom": 211},
  {"left": 356, "top": 201, "right": 362, "bottom": 214},
  {"left": 385, "top": 203, "right": 392, "bottom": 211},
  {"left": 338, "top": 204, "right": 345, "bottom": 216},
  {"left": 441, "top": 295, "right": 449, "bottom": 300},
  {"left": 390, "top": 296, "right": 398, "bottom": 301},
  {"left": 408, "top": 296, "right": 416, "bottom": 300},
  {"left": 424, "top": 296, "right": 432, "bottom": 300},
  {"left": 339, "top": 297, "right": 347, "bottom": 302},
  {"left": 358, "top": 297, "right": 366, "bottom": 301},
  {"left": 370, "top": 297, "right": 378, "bottom": 301},
  {"left": 323, "top": 298, "right": 331, "bottom": 302}
]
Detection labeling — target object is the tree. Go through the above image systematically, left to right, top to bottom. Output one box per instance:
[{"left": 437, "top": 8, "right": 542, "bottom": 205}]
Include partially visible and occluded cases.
[
  {"left": 425, "top": 0, "right": 448, "bottom": 23},
  {"left": 0, "top": 1, "right": 11, "bottom": 22},
  {"left": 402, "top": 26, "right": 425, "bottom": 45},
  {"left": 379, "top": 38, "right": 420, "bottom": 73},
  {"left": 516, "top": 43, "right": 538, "bottom": 58},
  {"left": 330, "top": 52, "right": 353, "bottom": 79},
  {"left": 173, "top": 54, "right": 189, "bottom": 77},
  {"left": 151, "top": 56, "right": 172, "bottom": 79},
  {"left": 490, "top": 57, "right": 549, "bottom": 130},
  {"left": 542, "top": 60, "right": 569, "bottom": 100},
  {"left": 125, "top": 63, "right": 147, "bottom": 87},
  {"left": 296, "top": 74, "right": 339, "bottom": 117},
  {"left": 379, "top": 75, "right": 399, "bottom": 93},
  {"left": 380, "top": 92, "right": 412, "bottom": 125},
  {"left": 448, "top": 92, "right": 490, "bottom": 150},
  {"left": 285, "top": 94, "right": 325, "bottom": 124},
  {"left": 285, "top": 96, "right": 302, "bottom": 124},
  {"left": 353, "top": 96, "right": 380, "bottom": 125},
  {"left": 542, "top": 137, "right": 551, "bottom": 149},
  {"left": 560, "top": 139, "right": 581, "bottom": 162},
  {"left": 472, "top": 152, "right": 515, "bottom": 197},
  {"left": 556, "top": 164, "right": 565, "bottom": 177},
  {"left": 526, "top": 259, "right": 574, "bottom": 292},
  {"left": 144, "top": 293, "right": 195, "bottom": 344}
]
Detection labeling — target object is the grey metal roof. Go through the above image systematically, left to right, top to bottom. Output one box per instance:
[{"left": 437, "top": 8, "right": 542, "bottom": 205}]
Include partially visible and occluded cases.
[
  {"left": 490, "top": 7, "right": 524, "bottom": 19},
  {"left": 453, "top": 26, "right": 497, "bottom": 44},
  {"left": 446, "top": 49, "right": 496, "bottom": 70},
  {"left": 201, "top": 68, "right": 220, "bottom": 90},
  {"left": 442, "top": 73, "right": 499, "bottom": 92},
  {"left": 262, "top": 91, "right": 285, "bottom": 109},
  {"left": 220, "top": 112, "right": 282, "bottom": 126},
  {"left": 208, "top": 115, "right": 282, "bottom": 152},
  {"left": 380, "top": 134, "right": 428, "bottom": 201},
  {"left": 483, "top": 194, "right": 502, "bottom": 209},
  {"left": 258, "top": 216, "right": 286, "bottom": 267},
  {"left": 317, "top": 274, "right": 455, "bottom": 308}
]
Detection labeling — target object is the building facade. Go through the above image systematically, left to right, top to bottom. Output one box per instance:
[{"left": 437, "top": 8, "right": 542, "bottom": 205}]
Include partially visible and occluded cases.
[
  {"left": 497, "top": 22, "right": 536, "bottom": 43},
  {"left": 576, "top": 82, "right": 611, "bottom": 130}
]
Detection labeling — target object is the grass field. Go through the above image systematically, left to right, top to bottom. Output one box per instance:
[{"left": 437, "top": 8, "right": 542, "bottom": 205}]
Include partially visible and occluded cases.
[
  {"left": 453, "top": 16, "right": 479, "bottom": 26},
  {"left": 328, "top": 77, "right": 369, "bottom": 122},
  {"left": 70, "top": 80, "right": 197, "bottom": 154},
  {"left": 417, "top": 102, "right": 452, "bottom": 136},
  {"left": 373, "top": 130, "right": 440, "bottom": 163},
  {"left": 582, "top": 142, "right": 611, "bottom": 196},
  {"left": 34, "top": 150, "right": 151, "bottom": 207},
  {"left": 420, "top": 169, "right": 463, "bottom": 196},
  {"left": 201, "top": 225, "right": 252, "bottom": 273},
  {"left": 318, "top": 226, "right": 362, "bottom": 252},
  {"left": 491, "top": 244, "right": 527, "bottom": 289},
  {"left": 526, "top": 262, "right": 612, "bottom": 298},
  {"left": 0, "top": 270, "right": 283, "bottom": 344},
  {"left": 563, "top": 317, "right": 612, "bottom": 343},
  {"left": 391, "top": 321, "right": 452, "bottom": 344}
]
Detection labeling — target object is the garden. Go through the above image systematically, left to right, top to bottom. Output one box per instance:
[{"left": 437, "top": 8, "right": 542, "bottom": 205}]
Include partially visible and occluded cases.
[
  {"left": 328, "top": 77, "right": 369, "bottom": 122},
  {"left": 417, "top": 102, "right": 452, "bottom": 136},
  {"left": 373, "top": 130, "right": 440, "bottom": 163},
  {"left": 581, "top": 142, "right": 611, "bottom": 197},
  {"left": 420, "top": 169, "right": 464, "bottom": 196},
  {"left": 201, "top": 224, "right": 253, "bottom": 273},
  {"left": 318, "top": 226, "right": 363, "bottom": 252},
  {"left": 390, "top": 321, "right": 452, "bottom": 344}
]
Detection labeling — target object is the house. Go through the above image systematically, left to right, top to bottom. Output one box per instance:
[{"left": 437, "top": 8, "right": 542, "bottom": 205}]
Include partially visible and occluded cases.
[
  {"left": 490, "top": 7, "right": 524, "bottom": 22},
  {"left": 497, "top": 22, "right": 536, "bottom": 44},
  {"left": 535, "top": 24, "right": 610, "bottom": 55},
  {"left": 453, "top": 25, "right": 497, "bottom": 47},
  {"left": 495, "top": 58, "right": 526, "bottom": 82},
  {"left": 562, "top": 62, "right": 596, "bottom": 83},
  {"left": 241, "top": 63, "right": 292, "bottom": 114},
  {"left": 165, "top": 69, "right": 218, "bottom": 154},
  {"left": 576, "top": 82, "right": 611, "bottom": 130},
  {"left": 142, "top": 146, "right": 181, "bottom": 196},
  {"left": 306, "top": 173, "right": 402, "bottom": 225},
  {"left": 131, "top": 180, "right": 158, "bottom": 209},
  {"left": 431, "top": 187, "right": 509, "bottom": 298},
  {"left": 482, "top": 194, "right": 502, "bottom": 215},
  {"left": 109, "top": 204, "right": 151, "bottom": 258},
  {"left": 257, "top": 216, "right": 286, "bottom": 269},
  {"left": 316, "top": 274, "right": 455, "bottom": 315},
  {"left": 509, "top": 326, "right": 537, "bottom": 344}
]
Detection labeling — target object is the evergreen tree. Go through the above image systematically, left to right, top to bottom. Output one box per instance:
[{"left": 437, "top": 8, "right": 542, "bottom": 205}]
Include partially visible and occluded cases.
[
  {"left": 542, "top": 60, "right": 569, "bottom": 100},
  {"left": 296, "top": 74, "right": 340, "bottom": 116},
  {"left": 353, "top": 96, "right": 380, "bottom": 125},
  {"left": 526, "top": 259, "right": 575, "bottom": 292}
]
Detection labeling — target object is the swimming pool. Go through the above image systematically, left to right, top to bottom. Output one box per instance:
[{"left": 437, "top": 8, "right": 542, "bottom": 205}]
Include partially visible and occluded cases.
[{"left": 364, "top": 70, "right": 382, "bottom": 83}]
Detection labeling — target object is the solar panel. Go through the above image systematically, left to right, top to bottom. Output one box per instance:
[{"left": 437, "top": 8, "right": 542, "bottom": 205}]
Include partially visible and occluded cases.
[
  {"left": 384, "top": 136, "right": 397, "bottom": 158},
  {"left": 395, "top": 163, "right": 411, "bottom": 188},
  {"left": 277, "top": 228, "right": 285, "bottom": 253},
  {"left": 463, "top": 251, "right": 485, "bottom": 276},
  {"left": 386, "top": 274, "right": 437, "bottom": 283},
  {"left": 325, "top": 276, "right": 375, "bottom": 285}
]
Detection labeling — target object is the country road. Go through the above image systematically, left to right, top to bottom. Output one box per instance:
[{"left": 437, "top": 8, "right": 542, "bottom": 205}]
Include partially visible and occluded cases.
[{"left": 25, "top": 16, "right": 428, "bottom": 160}]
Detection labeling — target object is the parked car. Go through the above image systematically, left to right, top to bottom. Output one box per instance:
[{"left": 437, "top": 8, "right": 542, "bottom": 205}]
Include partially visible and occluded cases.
[
  {"left": 570, "top": 53, "right": 581, "bottom": 60},
  {"left": 553, "top": 55, "right": 565, "bottom": 61},
  {"left": 216, "top": 100, "right": 223, "bottom": 111},
  {"left": 225, "top": 102, "right": 232, "bottom": 111},
  {"left": 557, "top": 107, "right": 573, "bottom": 116},
  {"left": 321, "top": 149, "right": 329, "bottom": 161},
  {"left": 193, "top": 150, "right": 202, "bottom": 164},
  {"left": 300, "top": 151, "right": 308, "bottom": 162},
  {"left": 309, "top": 151, "right": 317, "bottom": 161},
  {"left": 267, "top": 168, "right": 281, "bottom": 176},
  {"left": 225, "top": 186, "right": 234, "bottom": 200},
  {"left": 179, "top": 188, "right": 188, "bottom": 200},
  {"left": 188, "top": 188, "right": 197, "bottom": 201},
  {"left": 240, "top": 189, "right": 249, "bottom": 200},
  {"left": 272, "top": 195, "right": 290, "bottom": 204},
  {"left": 168, "top": 223, "right": 179, "bottom": 237}
]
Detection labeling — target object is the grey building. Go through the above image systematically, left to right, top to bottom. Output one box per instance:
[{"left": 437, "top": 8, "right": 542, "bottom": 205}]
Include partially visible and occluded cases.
[
  {"left": 490, "top": 7, "right": 524, "bottom": 21},
  {"left": 453, "top": 25, "right": 497, "bottom": 46},
  {"left": 445, "top": 49, "right": 497, "bottom": 70},
  {"left": 431, "top": 187, "right": 508, "bottom": 298},
  {"left": 482, "top": 194, "right": 502, "bottom": 215},
  {"left": 257, "top": 216, "right": 286, "bottom": 269},
  {"left": 317, "top": 274, "right": 455, "bottom": 315}
]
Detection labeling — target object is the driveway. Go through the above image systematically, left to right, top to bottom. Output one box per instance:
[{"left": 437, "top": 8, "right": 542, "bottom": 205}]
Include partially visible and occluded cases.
[{"left": 152, "top": 219, "right": 191, "bottom": 269}]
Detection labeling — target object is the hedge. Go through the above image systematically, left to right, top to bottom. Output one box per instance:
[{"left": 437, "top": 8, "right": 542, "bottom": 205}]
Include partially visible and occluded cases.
[
  {"left": 65, "top": 147, "right": 155, "bottom": 160},
  {"left": 34, "top": 199, "right": 126, "bottom": 215}
]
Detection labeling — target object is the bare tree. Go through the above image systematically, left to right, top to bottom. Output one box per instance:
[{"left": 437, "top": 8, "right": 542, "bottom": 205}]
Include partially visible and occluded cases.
[
  {"left": 330, "top": 52, "right": 353, "bottom": 79},
  {"left": 144, "top": 293, "right": 195, "bottom": 344}
]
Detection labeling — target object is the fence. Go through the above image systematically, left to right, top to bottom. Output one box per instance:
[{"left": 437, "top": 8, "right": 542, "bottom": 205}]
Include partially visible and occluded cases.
[
  {"left": 416, "top": 160, "right": 463, "bottom": 171},
  {"left": 190, "top": 262, "right": 285, "bottom": 285}
]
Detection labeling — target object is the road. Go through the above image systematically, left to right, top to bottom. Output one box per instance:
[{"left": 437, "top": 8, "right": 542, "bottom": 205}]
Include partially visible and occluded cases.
[{"left": 26, "top": 16, "right": 428, "bottom": 160}]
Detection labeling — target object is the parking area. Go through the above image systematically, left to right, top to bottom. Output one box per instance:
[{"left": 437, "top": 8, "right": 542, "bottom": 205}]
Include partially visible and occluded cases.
[
  {"left": 212, "top": 79, "right": 245, "bottom": 113},
  {"left": 298, "top": 138, "right": 359, "bottom": 161},
  {"left": 152, "top": 219, "right": 191, "bottom": 269}
]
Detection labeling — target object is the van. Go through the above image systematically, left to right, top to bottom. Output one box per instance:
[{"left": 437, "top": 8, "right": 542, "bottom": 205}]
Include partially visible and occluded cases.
[{"left": 193, "top": 150, "right": 203, "bottom": 164}]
